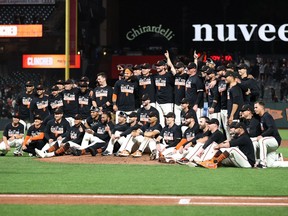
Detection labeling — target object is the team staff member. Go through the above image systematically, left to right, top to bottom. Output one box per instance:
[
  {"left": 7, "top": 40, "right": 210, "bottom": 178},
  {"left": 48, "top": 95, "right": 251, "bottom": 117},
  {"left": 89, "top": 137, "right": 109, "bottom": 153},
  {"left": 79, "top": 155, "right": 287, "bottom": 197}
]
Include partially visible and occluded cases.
[
  {"left": 154, "top": 60, "right": 175, "bottom": 126},
  {"left": 185, "top": 62, "right": 205, "bottom": 120},
  {"left": 112, "top": 67, "right": 139, "bottom": 122},
  {"left": 225, "top": 71, "right": 244, "bottom": 125},
  {"left": 92, "top": 72, "right": 113, "bottom": 112},
  {"left": 14, "top": 81, "right": 35, "bottom": 131},
  {"left": 254, "top": 101, "right": 285, "bottom": 168},
  {"left": 0, "top": 114, "right": 24, "bottom": 156},
  {"left": 22, "top": 115, "right": 45, "bottom": 157}
]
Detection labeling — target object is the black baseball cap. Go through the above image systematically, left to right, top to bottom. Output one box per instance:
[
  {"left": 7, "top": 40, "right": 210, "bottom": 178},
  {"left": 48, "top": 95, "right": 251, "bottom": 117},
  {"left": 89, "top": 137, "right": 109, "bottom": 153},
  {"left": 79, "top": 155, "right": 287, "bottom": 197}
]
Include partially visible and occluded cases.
[
  {"left": 206, "top": 58, "right": 215, "bottom": 65},
  {"left": 154, "top": 60, "right": 166, "bottom": 66},
  {"left": 174, "top": 62, "right": 186, "bottom": 69},
  {"left": 187, "top": 62, "right": 197, "bottom": 69},
  {"left": 226, "top": 62, "right": 236, "bottom": 70},
  {"left": 141, "top": 63, "right": 151, "bottom": 69},
  {"left": 237, "top": 63, "right": 249, "bottom": 70},
  {"left": 133, "top": 64, "right": 142, "bottom": 70},
  {"left": 199, "top": 65, "right": 209, "bottom": 72},
  {"left": 216, "top": 65, "right": 226, "bottom": 71},
  {"left": 206, "top": 68, "right": 216, "bottom": 75},
  {"left": 225, "top": 71, "right": 237, "bottom": 78},
  {"left": 80, "top": 76, "right": 89, "bottom": 82},
  {"left": 56, "top": 79, "right": 64, "bottom": 85},
  {"left": 65, "top": 79, "right": 73, "bottom": 84},
  {"left": 25, "top": 81, "right": 34, "bottom": 87},
  {"left": 79, "top": 82, "right": 88, "bottom": 87},
  {"left": 36, "top": 85, "right": 44, "bottom": 90},
  {"left": 51, "top": 85, "right": 59, "bottom": 91},
  {"left": 142, "top": 94, "right": 150, "bottom": 101},
  {"left": 181, "top": 98, "right": 189, "bottom": 104},
  {"left": 241, "top": 104, "right": 254, "bottom": 112},
  {"left": 90, "top": 106, "right": 99, "bottom": 112},
  {"left": 54, "top": 108, "right": 63, "bottom": 114},
  {"left": 148, "top": 111, "right": 158, "bottom": 118},
  {"left": 128, "top": 112, "right": 137, "bottom": 118},
  {"left": 164, "top": 112, "right": 176, "bottom": 118},
  {"left": 185, "top": 112, "right": 195, "bottom": 119},
  {"left": 12, "top": 114, "right": 20, "bottom": 119},
  {"left": 74, "top": 114, "right": 83, "bottom": 120},
  {"left": 34, "top": 115, "right": 42, "bottom": 121},
  {"left": 207, "top": 118, "right": 219, "bottom": 126},
  {"left": 234, "top": 122, "right": 247, "bottom": 130}
]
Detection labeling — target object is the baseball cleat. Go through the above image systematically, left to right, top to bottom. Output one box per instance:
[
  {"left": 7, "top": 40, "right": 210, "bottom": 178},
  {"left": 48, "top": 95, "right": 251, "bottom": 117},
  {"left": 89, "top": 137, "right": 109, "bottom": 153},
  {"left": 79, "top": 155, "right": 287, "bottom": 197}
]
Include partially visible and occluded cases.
[{"left": 35, "top": 148, "right": 46, "bottom": 158}]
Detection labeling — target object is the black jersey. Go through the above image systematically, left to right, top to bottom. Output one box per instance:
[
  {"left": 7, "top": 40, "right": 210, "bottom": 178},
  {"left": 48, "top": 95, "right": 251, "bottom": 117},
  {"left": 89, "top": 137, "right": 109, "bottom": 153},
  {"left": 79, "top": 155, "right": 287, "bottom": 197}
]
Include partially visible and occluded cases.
[
  {"left": 154, "top": 72, "right": 174, "bottom": 104},
  {"left": 174, "top": 73, "right": 189, "bottom": 105},
  {"left": 185, "top": 74, "right": 204, "bottom": 108},
  {"left": 138, "top": 75, "right": 156, "bottom": 103},
  {"left": 113, "top": 79, "right": 138, "bottom": 111},
  {"left": 227, "top": 84, "right": 244, "bottom": 120},
  {"left": 92, "top": 85, "right": 113, "bottom": 111},
  {"left": 62, "top": 88, "right": 79, "bottom": 117},
  {"left": 78, "top": 89, "right": 92, "bottom": 119},
  {"left": 15, "top": 91, "right": 35, "bottom": 121},
  {"left": 48, "top": 94, "right": 64, "bottom": 114},
  {"left": 30, "top": 95, "right": 50, "bottom": 122},
  {"left": 137, "top": 106, "right": 159, "bottom": 125},
  {"left": 180, "top": 109, "right": 198, "bottom": 126},
  {"left": 260, "top": 112, "right": 282, "bottom": 145},
  {"left": 85, "top": 116, "right": 100, "bottom": 128},
  {"left": 243, "top": 117, "right": 261, "bottom": 137},
  {"left": 44, "top": 118, "right": 71, "bottom": 141},
  {"left": 92, "top": 121, "right": 114, "bottom": 143},
  {"left": 140, "top": 122, "right": 162, "bottom": 138},
  {"left": 3, "top": 123, "right": 24, "bottom": 138},
  {"left": 62, "top": 123, "right": 86, "bottom": 144},
  {"left": 160, "top": 123, "right": 182, "bottom": 147},
  {"left": 26, "top": 124, "right": 45, "bottom": 140},
  {"left": 183, "top": 124, "right": 199, "bottom": 140},
  {"left": 191, "top": 129, "right": 211, "bottom": 145},
  {"left": 202, "top": 130, "right": 225, "bottom": 149},
  {"left": 230, "top": 133, "right": 256, "bottom": 166}
]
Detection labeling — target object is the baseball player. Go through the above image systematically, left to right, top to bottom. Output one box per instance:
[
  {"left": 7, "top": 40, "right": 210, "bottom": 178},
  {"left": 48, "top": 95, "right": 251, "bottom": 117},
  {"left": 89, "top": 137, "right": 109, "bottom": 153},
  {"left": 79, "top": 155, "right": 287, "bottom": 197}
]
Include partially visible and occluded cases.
[
  {"left": 154, "top": 59, "right": 175, "bottom": 126},
  {"left": 185, "top": 62, "right": 205, "bottom": 120},
  {"left": 225, "top": 71, "right": 244, "bottom": 125},
  {"left": 92, "top": 72, "right": 113, "bottom": 112},
  {"left": 14, "top": 81, "right": 35, "bottom": 132},
  {"left": 78, "top": 82, "right": 93, "bottom": 119},
  {"left": 48, "top": 85, "right": 64, "bottom": 114},
  {"left": 136, "top": 94, "right": 160, "bottom": 125},
  {"left": 253, "top": 101, "right": 287, "bottom": 168},
  {"left": 84, "top": 106, "right": 100, "bottom": 129},
  {"left": 34, "top": 108, "right": 70, "bottom": 157},
  {"left": 151, "top": 112, "right": 182, "bottom": 162},
  {"left": 0, "top": 114, "right": 24, "bottom": 156},
  {"left": 22, "top": 115, "right": 45, "bottom": 157},
  {"left": 198, "top": 122, "right": 256, "bottom": 169}
]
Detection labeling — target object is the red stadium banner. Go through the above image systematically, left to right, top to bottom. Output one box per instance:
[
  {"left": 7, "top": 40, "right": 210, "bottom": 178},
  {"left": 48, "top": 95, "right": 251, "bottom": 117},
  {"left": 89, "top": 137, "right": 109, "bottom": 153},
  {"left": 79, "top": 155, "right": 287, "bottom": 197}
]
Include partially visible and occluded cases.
[
  {"left": 0, "top": 25, "right": 42, "bottom": 37},
  {"left": 22, "top": 54, "right": 80, "bottom": 68}
]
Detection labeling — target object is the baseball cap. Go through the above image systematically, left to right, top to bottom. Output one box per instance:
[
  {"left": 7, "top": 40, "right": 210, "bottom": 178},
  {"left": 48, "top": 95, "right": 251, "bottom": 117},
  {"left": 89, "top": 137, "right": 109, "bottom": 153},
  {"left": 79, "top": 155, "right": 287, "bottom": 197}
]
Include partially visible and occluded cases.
[
  {"left": 154, "top": 60, "right": 166, "bottom": 67},
  {"left": 174, "top": 62, "right": 186, "bottom": 69},
  {"left": 187, "top": 62, "right": 197, "bottom": 69},
  {"left": 226, "top": 62, "right": 236, "bottom": 70},
  {"left": 141, "top": 63, "right": 151, "bottom": 69},
  {"left": 237, "top": 63, "right": 249, "bottom": 70},
  {"left": 133, "top": 64, "right": 142, "bottom": 70},
  {"left": 199, "top": 65, "right": 209, "bottom": 72},
  {"left": 216, "top": 65, "right": 226, "bottom": 71},
  {"left": 124, "top": 67, "right": 133, "bottom": 74},
  {"left": 205, "top": 68, "right": 216, "bottom": 75},
  {"left": 225, "top": 71, "right": 237, "bottom": 78},
  {"left": 80, "top": 76, "right": 89, "bottom": 82},
  {"left": 56, "top": 79, "right": 64, "bottom": 85},
  {"left": 65, "top": 79, "right": 73, "bottom": 84},
  {"left": 25, "top": 81, "right": 34, "bottom": 87},
  {"left": 79, "top": 82, "right": 88, "bottom": 88},
  {"left": 36, "top": 85, "right": 44, "bottom": 90},
  {"left": 51, "top": 85, "right": 59, "bottom": 91},
  {"left": 142, "top": 94, "right": 150, "bottom": 101},
  {"left": 181, "top": 98, "right": 189, "bottom": 104},
  {"left": 241, "top": 104, "right": 254, "bottom": 112},
  {"left": 90, "top": 106, "right": 99, "bottom": 112},
  {"left": 54, "top": 108, "right": 63, "bottom": 114},
  {"left": 118, "top": 111, "right": 128, "bottom": 118},
  {"left": 148, "top": 111, "right": 158, "bottom": 118},
  {"left": 128, "top": 112, "right": 137, "bottom": 118},
  {"left": 164, "top": 112, "right": 176, "bottom": 118},
  {"left": 185, "top": 112, "right": 195, "bottom": 119},
  {"left": 12, "top": 113, "right": 20, "bottom": 119},
  {"left": 74, "top": 114, "right": 83, "bottom": 120},
  {"left": 34, "top": 115, "right": 42, "bottom": 121},
  {"left": 207, "top": 118, "right": 219, "bottom": 126},
  {"left": 229, "top": 121, "right": 238, "bottom": 128},
  {"left": 234, "top": 122, "right": 247, "bottom": 130}
]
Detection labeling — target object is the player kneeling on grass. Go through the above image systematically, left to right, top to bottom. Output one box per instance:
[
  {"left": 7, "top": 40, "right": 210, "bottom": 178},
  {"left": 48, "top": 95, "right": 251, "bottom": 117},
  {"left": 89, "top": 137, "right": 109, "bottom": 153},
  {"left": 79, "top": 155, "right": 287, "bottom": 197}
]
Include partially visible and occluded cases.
[
  {"left": 0, "top": 114, "right": 24, "bottom": 156},
  {"left": 197, "top": 122, "right": 256, "bottom": 169}
]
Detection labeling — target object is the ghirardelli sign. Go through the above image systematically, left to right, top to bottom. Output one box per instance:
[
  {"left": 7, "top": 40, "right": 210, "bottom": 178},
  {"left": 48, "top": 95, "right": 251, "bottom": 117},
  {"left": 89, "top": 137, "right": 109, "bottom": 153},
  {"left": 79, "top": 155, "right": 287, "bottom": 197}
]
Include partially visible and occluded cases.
[
  {"left": 126, "top": 24, "right": 175, "bottom": 41},
  {"left": 192, "top": 24, "right": 288, "bottom": 42}
]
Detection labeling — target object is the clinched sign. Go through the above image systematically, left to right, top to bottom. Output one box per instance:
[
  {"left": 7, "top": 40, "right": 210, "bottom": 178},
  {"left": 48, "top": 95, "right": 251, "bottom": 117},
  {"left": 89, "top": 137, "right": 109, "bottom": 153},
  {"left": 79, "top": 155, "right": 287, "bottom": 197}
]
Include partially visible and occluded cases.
[{"left": 22, "top": 54, "right": 80, "bottom": 68}]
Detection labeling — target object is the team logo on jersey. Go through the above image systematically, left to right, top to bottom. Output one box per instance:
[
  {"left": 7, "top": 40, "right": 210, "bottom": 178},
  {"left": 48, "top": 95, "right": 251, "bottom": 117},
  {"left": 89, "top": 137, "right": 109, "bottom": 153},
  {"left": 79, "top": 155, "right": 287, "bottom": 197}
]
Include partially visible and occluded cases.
[
  {"left": 139, "top": 77, "right": 152, "bottom": 86},
  {"left": 155, "top": 78, "right": 166, "bottom": 87},
  {"left": 175, "top": 78, "right": 186, "bottom": 86},
  {"left": 218, "top": 82, "right": 227, "bottom": 92},
  {"left": 120, "top": 85, "right": 134, "bottom": 94},
  {"left": 95, "top": 89, "right": 108, "bottom": 97},
  {"left": 64, "top": 93, "right": 76, "bottom": 101},
  {"left": 78, "top": 96, "right": 89, "bottom": 105},
  {"left": 22, "top": 97, "right": 33, "bottom": 106},
  {"left": 36, "top": 100, "right": 48, "bottom": 109},
  {"left": 50, "top": 100, "right": 64, "bottom": 109},
  {"left": 140, "top": 113, "right": 149, "bottom": 123},
  {"left": 51, "top": 126, "right": 64, "bottom": 135},
  {"left": 97, "top": 127, "right": 105, "bottom": 135},
  {"left": 8, "top": 129, "right": 21, "bottom": 137},
  {"left": 31, "top": 131, "right": 41, "bottom": 137},
  {"left": 70, "top": 131, "right": 78, "bottom": 140},
  {"left": 163, "top": 131, "right": 174, "bottom": 141}
]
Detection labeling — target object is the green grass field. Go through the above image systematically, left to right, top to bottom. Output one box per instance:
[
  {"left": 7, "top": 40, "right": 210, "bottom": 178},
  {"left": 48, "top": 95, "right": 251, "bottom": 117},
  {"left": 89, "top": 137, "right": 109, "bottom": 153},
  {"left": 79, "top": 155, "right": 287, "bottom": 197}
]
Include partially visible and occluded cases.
[{"left": 0, "top": 130, "right": 288, "bottom": 215}]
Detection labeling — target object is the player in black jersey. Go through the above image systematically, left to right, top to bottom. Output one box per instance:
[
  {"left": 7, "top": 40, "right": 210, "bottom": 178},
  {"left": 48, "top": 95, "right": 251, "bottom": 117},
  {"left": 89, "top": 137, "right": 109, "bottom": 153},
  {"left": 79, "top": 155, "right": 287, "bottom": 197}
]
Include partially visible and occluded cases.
[
  {"left": 78, "top": 82, "right": 93, "bottom": 119},
  {"left": 48, "top": 85, "right": 64, "bottom": 114},
  {"left": 136, "top": 94, "right": 159, "bottom": 125},
  {"left": 84, "top": 106, "right": 101, "bottom": 129}
]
